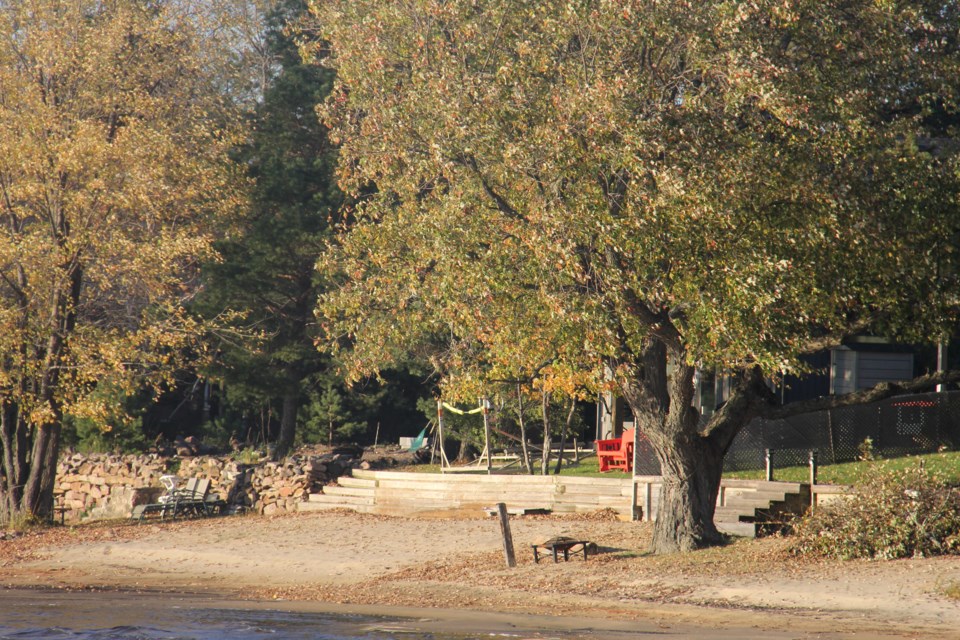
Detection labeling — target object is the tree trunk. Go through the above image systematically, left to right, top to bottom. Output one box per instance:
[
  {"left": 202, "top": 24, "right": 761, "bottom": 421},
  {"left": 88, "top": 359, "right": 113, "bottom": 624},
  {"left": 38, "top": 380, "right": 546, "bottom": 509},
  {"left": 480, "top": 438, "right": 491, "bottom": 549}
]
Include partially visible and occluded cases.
[
  {"left": 19, "top": 260, "right": 84, "bottom": 520},
  {"left": 621, "top": 337, "right": 774, "bottom": 553},
  {"left": 622, "top": 340, "right": 722, "bottom": 552},
  {"left": 516, "top": 383, "right": 533, "bottom": 475},
  {"left": 540, "top": 390, "right": 551, "bottom": 475},
  {"left": 274, "top": 391, "right": 298, "bottom": 461},
  {"left": 553, "top": 398, "right": 576, "bottom": 475},
  {"left": 0, "top": 402, "right": 30, "bottom": 521},
  {"left": 22, "top": 421, "right": 61, "bottom": 520},
  {"left": 647, "top": 426, "right": 726, "bottom": 552},
  {"left": 455, "top": 436, "right": 472, "bottom": 463}
]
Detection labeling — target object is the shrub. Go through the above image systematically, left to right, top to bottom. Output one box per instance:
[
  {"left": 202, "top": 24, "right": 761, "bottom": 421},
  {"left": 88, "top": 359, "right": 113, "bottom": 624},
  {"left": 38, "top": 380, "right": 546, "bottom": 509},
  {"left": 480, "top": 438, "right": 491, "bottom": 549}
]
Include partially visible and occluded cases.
[
  {"left": 792, "top": 462, "right": 960, "bottom": 560},
  {"left": 1, "top": 505, "right": 42, "bottom": 531}
]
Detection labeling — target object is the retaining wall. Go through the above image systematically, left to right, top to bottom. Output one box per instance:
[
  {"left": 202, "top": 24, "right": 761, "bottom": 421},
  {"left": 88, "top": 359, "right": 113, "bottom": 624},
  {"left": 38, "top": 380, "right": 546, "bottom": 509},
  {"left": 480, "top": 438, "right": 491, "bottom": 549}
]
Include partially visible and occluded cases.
[{"left": 54, "top": 452, "right": 354, "bottom": 523}]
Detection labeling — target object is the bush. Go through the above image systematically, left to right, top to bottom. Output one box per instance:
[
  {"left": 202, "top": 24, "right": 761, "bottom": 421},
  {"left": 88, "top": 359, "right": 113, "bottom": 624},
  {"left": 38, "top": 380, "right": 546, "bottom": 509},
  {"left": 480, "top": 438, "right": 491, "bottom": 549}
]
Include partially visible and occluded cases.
[
  {"left": 61, "top": 383, "right": 150, "bottom": 454},
  {"left": 792, "top": 463, "right": 960, "bottom": 560}
]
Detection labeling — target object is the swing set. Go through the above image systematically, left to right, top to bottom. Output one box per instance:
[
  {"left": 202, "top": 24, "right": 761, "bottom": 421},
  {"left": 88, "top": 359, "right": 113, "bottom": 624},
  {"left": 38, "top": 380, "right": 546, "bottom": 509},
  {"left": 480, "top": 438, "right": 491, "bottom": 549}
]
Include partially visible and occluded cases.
[{"left": 422, "top": 398, "right": 585, "bottom": 474}]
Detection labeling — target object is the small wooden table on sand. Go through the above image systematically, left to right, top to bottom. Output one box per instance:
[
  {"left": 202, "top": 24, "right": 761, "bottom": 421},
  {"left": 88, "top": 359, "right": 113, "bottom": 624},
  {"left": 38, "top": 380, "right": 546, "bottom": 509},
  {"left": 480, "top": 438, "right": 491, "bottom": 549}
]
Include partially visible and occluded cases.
[{"left": 531, "top": 536, "right": 590, "bottom": 563}]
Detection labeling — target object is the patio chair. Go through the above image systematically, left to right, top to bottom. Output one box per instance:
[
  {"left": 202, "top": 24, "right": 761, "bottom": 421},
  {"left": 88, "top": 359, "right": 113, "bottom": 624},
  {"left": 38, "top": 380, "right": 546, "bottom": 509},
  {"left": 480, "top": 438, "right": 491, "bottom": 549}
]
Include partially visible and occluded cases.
[{"left": 131, "top": 477, "right": 225, "bottom": 523}]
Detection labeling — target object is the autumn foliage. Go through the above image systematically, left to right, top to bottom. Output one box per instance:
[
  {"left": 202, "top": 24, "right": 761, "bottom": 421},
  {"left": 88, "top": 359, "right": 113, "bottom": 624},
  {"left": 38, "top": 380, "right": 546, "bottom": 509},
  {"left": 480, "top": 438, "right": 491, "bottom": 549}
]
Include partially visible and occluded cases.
[
  {"left": 0, "top": 0, "right": 243, "bottom": 520},
  {"left": 307, "top": 0, "right": 960, "bottom": 552}
]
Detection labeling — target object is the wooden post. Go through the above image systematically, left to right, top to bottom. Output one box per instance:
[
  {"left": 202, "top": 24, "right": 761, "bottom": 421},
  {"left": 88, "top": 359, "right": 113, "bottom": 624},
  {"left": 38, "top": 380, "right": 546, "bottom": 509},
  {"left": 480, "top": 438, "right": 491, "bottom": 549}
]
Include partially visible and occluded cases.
[
  {"left": 937, "top": 340, "right": 949, "bottom": 393},
  {"left": 482, "top": 398, "right": 492, "bottom": 475},
  {"left": 437, "top": 401, "right": 451, "bottom": 472},
  {"left": 827, "top": 408, "right": 836, "bottom": 464},
  {"left": 630, "top": 427, "right": 640, "bottom": 521},
  {"left": 809, "top": 449, "right": 818, "bottom": 511},
  {"left": 644, "top": 481, "right": 653, "bottom": 522},
  {"left": 496, "top": 502, "right": 517, "bottom": 568}
]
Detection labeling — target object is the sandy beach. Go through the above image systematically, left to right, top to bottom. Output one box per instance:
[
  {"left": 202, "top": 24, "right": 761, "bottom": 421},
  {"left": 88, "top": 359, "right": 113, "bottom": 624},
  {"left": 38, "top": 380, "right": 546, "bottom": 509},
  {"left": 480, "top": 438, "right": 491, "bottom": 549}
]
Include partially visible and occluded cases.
[{"left": 2, "top": 509, "right": 960, "bottom": 638}]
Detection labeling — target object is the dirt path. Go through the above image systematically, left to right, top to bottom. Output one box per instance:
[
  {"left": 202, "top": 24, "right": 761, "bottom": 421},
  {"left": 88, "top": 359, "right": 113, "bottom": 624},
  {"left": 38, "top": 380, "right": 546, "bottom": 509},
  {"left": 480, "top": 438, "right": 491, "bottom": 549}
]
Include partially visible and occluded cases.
[{"left": 2, "top": 510, "right": 960, "bottom": 638}]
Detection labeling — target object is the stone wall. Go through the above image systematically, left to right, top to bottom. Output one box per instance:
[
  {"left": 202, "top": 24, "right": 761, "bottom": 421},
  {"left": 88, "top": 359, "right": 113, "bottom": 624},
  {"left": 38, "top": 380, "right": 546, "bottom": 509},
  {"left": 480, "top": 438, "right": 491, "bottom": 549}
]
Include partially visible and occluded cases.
[{"left": 54, "top": 451, "right": 357, "bottom": 523}]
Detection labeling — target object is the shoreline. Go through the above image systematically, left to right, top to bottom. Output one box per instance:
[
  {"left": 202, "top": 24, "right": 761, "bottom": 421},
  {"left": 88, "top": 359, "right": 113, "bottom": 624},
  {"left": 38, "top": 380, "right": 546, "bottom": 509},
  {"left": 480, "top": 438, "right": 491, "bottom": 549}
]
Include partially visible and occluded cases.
[
  {"left": 2, "top": 510, "right": 960, "bottom": 638},
  {"left": 0, "top": 586, "right": 888, "bottom": 640},
  {"left": 0, "top": 587, "right": 690, "bottom": 639}
]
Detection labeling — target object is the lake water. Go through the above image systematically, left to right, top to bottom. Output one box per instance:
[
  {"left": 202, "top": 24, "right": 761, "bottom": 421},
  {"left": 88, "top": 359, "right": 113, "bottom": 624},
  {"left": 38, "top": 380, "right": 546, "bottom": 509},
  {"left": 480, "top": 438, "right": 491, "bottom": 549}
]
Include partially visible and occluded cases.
[
  {"left": 0, "top": 588, "right": 820, "bottom": 639},
  {"left": 0, "top": 590, "right": 617, "bottom": 640},
  {"left": 2, "top": 606, "right": 435, "bottom": 639}
]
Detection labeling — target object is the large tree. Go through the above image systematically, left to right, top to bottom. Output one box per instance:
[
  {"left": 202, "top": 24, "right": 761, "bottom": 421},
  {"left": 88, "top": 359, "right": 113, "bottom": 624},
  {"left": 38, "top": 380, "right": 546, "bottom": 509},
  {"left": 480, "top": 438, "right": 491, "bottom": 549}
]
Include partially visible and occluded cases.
[
  {"left": 0, "top": 0, "right": 242, "bottom": 521},
  {"left": 198, "top": 0, "right": 348, "bottom": 460},
  {"left": 307, "top": 0, "right": 960, "bottom": 552}
]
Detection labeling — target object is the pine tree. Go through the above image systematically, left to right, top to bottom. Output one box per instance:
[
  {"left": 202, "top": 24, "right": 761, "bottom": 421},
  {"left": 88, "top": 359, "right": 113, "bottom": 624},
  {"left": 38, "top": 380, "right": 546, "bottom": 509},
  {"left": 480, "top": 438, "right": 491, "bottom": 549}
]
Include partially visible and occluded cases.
[{"left": 198, "top": 0, "right": 343, "bottom": 459}]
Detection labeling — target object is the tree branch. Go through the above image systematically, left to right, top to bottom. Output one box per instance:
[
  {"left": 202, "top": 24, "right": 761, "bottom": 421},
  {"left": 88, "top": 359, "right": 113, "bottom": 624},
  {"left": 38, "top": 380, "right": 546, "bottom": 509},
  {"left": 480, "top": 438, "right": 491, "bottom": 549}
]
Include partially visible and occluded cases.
[
  {"left": 457, "top": 153, "right": 522, "bottom": 220},
  {"left": 796, "top": 316, "right": 875, "bottom": 355},
  {"left": 703, "top": 366, "right": 775, "bottom": 452},
  {"left": 766, "top": 370, "right": 960, "bottom": 420}
]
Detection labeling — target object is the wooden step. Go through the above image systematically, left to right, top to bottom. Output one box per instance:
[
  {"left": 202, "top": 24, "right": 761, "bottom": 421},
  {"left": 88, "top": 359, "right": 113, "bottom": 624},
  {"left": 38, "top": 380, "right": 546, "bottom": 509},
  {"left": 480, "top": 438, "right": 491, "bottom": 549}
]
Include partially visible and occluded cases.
[
  {"left": 317, "top": 471, "right": 807, "bottom": 533},
  {"left": 336, "top": 476, "right": 378, "bottom": 489},
  {"left": 720, "top": 479, "right": 807, "bottom": 493},
  {"left": 321, "top": 485, "right": 376, "bottom": 498},
  {"left": 381, "top": 488, "right": 556, "bottom": 501},
  {"left": 720, "top": 488, "right": 791, "bottom": 501},
  {"left": 307, "top": 492, "right": 375, "bottom": 506},
  {"left": 720, "top": 497, "right": 787, "bottom": 510},
  {"left": 298, "top": 500, "right": 375, "bottom": 514},
  {"left": 715, "top": 505, "right": 797, "bottom": 522},
  {"left": 714, "top": 506, "right": 760, "bottom": 521},
  {"left": 716, "top": 521, "right": 757, "bottom": 538}
]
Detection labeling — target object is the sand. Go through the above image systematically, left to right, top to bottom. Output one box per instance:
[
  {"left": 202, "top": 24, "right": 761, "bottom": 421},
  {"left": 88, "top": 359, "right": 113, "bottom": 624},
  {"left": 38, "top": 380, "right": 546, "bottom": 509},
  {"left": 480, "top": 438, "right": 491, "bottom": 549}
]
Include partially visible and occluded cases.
[{"left": 2, "top": 509, "right": 960, "bottom": 639}]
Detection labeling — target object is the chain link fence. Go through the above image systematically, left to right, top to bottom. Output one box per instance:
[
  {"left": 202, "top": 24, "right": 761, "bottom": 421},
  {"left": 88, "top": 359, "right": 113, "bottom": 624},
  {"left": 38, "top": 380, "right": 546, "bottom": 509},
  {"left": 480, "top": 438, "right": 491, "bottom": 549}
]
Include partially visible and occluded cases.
[{"left": 632, "top": 390, "right": 960, "bottom": 475}]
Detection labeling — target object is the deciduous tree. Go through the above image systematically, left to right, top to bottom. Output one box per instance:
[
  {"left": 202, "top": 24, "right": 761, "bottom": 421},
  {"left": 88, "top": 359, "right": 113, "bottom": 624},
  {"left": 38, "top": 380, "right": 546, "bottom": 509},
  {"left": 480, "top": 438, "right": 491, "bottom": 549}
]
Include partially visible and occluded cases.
[
  {"left": 0, "top": 0, "right": 242, "bottom": 521},
  {"left": 307, "top": 0, "right": 960, "bottom": 552}
]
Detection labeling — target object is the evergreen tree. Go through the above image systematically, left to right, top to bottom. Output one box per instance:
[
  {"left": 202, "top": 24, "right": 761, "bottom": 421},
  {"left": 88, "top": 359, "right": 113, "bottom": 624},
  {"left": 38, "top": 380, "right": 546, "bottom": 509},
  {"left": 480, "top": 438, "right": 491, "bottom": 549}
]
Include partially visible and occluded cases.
[
  {"left": 199, "top": 0, "right": 341, "bottom": 459},
  {"left": 199, "top": 0, "right": 428, "bottom": 457}
]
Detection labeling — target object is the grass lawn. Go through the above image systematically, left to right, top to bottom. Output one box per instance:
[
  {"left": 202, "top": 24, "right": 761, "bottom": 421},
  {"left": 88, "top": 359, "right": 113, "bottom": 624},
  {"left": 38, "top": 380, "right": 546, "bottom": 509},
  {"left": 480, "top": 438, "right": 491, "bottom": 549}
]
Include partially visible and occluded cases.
[
  {"left": 399, "top": 450, "right": 960, "bottom": 486},
  {"left": 724, "top": 450, "right": 960, "bottom": 485}
]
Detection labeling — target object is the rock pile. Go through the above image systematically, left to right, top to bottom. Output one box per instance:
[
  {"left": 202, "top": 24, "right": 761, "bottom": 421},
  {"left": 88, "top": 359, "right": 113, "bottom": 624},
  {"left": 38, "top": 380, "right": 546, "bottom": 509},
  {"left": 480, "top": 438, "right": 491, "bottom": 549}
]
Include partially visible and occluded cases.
[
  {"left": 54, "top": 449, "right": 361, "bottom": 523},
  {"left": 56, "top": 453, "right": 172, "bottom": 521}
]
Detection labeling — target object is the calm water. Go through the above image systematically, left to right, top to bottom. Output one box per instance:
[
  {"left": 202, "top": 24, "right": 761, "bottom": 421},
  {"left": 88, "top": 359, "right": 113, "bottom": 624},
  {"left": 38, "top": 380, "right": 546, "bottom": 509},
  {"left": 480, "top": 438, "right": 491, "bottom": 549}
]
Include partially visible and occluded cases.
[
  {"left": 0, "top": 589, "right": 821, "bottom": 639},
  {"left": 0, "top": 591, "right": 610, "bottom": 640},
  {"left": 2, "top": 607, "right": 436, "bottom": 639}
]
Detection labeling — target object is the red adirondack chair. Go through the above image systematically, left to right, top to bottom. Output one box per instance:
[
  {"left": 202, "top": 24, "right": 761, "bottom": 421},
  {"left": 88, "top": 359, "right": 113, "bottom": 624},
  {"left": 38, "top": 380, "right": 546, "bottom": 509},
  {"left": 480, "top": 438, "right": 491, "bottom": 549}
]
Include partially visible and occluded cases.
[{"left": 596, "top": 429, "right": 634, "bottom": 472}]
